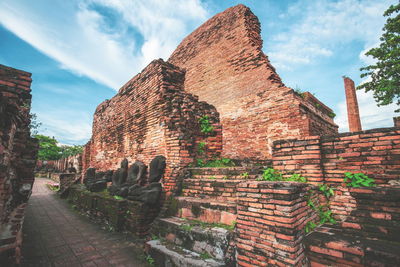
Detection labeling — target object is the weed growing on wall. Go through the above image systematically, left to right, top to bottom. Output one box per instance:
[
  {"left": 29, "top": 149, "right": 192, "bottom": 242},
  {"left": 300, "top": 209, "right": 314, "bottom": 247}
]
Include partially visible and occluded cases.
[
  {"left": 199, "top": 115, "right": 214, "bottom": 134},
  {"left": 256, "top": 168, "right": 307, "bottom": 183},
  {"left": 344, "top": 172, "right": 376, "bottom": 187},
  {"left": 305, "top": 184, "right": 336, "bottom": 233}
]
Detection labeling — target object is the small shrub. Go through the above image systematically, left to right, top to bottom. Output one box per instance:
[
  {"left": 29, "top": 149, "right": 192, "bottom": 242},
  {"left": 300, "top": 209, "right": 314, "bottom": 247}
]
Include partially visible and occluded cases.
[
  {"left": 199, "top": 115, "right": 214, "bottom": 134},
  {"left": 196, "top": 158, "right": 235, "bottom": 167},
  {"left": 257, "top": 168, "right": 282, "bottom": 181},
  {"left": 344, "top": 172, "right": 375, "bottom": 187},
  {"left": 286, "top": 173, "right": 307, "bottom": 183},
  {"left": 318, "top": 184, "right": 334, "bottom": 198},
  {"left": 305, "top": 221, "right": 317, "bottom": 233},
  {"left": 200, "top": 252, "right": 212, "bottom": 260},
  {"left": 145, "top": 255, "right": 155, "bottom": 265}
]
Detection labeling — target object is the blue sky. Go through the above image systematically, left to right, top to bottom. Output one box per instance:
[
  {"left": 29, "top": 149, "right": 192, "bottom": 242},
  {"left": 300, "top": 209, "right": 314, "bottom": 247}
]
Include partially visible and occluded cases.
[{"left": 0, "top": 0, "right": 397, "bottom": 145}]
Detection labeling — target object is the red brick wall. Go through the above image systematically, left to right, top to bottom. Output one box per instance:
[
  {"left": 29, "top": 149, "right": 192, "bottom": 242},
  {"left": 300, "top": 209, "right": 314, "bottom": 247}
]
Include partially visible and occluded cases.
[
  {"left": 168, "top": 4, "right": 337, "bottom": 160},
  {"left": 84, "top": 59, "right": 222, "bottom": 195},
  {"left": 0, "top": 64, "right": 38, "bottom": 264},
  {"left": 272, "top": 127, "right": 400, "bottom": 185},
  {"left": 236, "top": 181, "right": 317, "bottom": 267}
]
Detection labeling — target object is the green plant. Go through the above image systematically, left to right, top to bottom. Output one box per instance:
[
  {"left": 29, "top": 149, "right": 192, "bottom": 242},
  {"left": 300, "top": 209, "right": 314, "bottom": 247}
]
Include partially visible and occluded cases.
[
  {"left": 357, "top": 3, "right": 400, "bottom": 112},
  {"left": 315, "top": 103, "right": 321, "bottom": 108},
  {"left": 328, "top": 112, "right": 336, "bottom": 118},
  {"left": 199, "top": 115, "right": 214, "bottom": 134},
  {"left": 197, "top": 142, "right": 206, "bottom": 154},
  {"left": 196, "top": 159, "right": 205, "bottom": 167},
  {"left": 257, "top": 168, "right": 282, "bottom": 181},
  {"left": 241, "top": 172, "right": 249, "bottom": 179},
  {"left": 344, "top": 172, "right": 376, "bottom": 187},
  {"left": 287, "top": 173, "right": 307, "bottom": 183},
  {"left": 207, "top": 176, "right": 217, "bottom": 179},
  {"left": 318, "top": 184, "right": 334, "bottom": 199},
  {"left": 113, "top": 195, "right": 124, "bottom": 200},
  {"left": 318, "top": 208, "right": 336, "bottom": 224},
  {"left": 305, "top": 221, "right": 317, "bottom": 233},
  {"left": 181, "top": 224, "right": 193, "bottom": 232},
  {"left": 151, "top": 234, "right": 159, "bottom": 240},
  {"left": 200, "top": 252, "right": 212, "bottom": 260},
  {"left": 145, "top": 255, "right": 155, "bottom": 265}
]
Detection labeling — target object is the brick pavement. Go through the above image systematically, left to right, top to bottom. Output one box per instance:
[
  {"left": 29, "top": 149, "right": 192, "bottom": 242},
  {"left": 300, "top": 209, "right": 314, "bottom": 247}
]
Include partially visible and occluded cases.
[{"left": 20, "top": 178, "right": 148, "bottom": 267}]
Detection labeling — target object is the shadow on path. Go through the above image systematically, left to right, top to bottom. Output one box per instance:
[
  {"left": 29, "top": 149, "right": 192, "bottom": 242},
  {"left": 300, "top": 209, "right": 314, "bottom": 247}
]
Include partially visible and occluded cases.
[{"left": 21, "top": 178, "right": 147, "bottom": 267}]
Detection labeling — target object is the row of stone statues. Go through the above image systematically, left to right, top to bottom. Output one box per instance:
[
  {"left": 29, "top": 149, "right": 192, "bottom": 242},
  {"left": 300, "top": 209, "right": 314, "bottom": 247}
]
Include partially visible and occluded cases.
[{"left": 83, "top": 156, "right": 166, "bottom": 205}]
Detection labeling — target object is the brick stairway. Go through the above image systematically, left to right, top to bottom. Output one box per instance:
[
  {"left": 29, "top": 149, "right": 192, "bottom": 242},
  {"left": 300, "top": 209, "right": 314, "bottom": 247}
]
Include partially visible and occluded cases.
[{"left": 147, "top": 167, "right": 263, "bottom": 266}]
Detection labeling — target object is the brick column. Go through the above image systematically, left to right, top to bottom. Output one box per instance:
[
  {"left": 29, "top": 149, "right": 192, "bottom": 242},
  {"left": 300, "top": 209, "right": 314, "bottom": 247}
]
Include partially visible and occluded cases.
[
  {"left": 343, "top": 77, "right": 362, "bottom": 132},
  {"left": 394, "top": 116, "right": 400, "bottom": 127},
  {"left": 236, "top": 181, "right": 316, "bottom": 266}
]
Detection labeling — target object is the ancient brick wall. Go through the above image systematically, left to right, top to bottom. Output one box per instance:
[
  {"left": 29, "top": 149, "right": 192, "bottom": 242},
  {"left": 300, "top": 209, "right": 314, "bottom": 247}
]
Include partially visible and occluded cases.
[
  {"left": 168, "top": 4, "right": 337, "bottom": 160},
  {"left": 84, "top": 59, "right": 222, "bottom": 195},
  {"left": 0, "top": 64, "right": 38, "bottom": 263},
  {"left": 272, "top": 127, "right": 400, "bottom": 185},
  {"left": 38, "top": 153, "right": 82, "bottom": 173},
  {"left": 236, "top": 181, "right": 317, "bottom": 266}
]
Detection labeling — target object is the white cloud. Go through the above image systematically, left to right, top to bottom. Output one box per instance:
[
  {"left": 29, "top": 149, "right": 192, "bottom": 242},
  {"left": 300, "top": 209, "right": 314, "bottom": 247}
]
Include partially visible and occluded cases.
[
  {"left": 0, "top": 0, "right": 208, "bottom": 89},
  {"left": 268, "top": 0, "right": 393, "bottom": 70},
  {"left": 335, "top": 90, "right": 397, "bottom": 132}
]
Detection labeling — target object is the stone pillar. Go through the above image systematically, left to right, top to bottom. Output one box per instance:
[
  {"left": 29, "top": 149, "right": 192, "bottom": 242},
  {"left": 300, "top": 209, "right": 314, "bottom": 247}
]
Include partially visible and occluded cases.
[
  {"left": 343, "top": 77, "right": 362, "bottom": 132},
  {"left": 394, "top": 117, "right": 400, "bottom": 127}
]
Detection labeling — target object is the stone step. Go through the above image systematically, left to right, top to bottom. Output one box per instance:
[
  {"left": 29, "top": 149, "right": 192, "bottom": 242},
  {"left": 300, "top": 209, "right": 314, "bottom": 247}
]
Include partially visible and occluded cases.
[
  {"left": 188, "top": 167, "right": 263, "bottom": 180},
  {"left": 182, "top": 179, "right": 240, "bottom": 202},
  {"left": 175, "top": 196, "right": 237, "bottom": 225},
  {"left": 339, "top": 213, "right": 400, "bottom": 229},
  {"left": 151, "top": 217, "right": 234, "bottom": 263},
  {"left": 304, "top": 225, "right": 400, "bottom": 267},
  {"left": 146, "top": 240, "right": 225, "bottom": 267}
]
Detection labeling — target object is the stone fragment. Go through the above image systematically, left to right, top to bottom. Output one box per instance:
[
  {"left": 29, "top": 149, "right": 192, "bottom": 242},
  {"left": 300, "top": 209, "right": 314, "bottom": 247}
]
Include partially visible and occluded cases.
[{"left": 149, "top": 156, "right": 166, "bottom": 183}]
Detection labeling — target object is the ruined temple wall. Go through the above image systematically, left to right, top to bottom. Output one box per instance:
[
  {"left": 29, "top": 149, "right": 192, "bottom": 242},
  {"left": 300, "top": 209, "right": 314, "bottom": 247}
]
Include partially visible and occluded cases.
[
  {"left": 168, "top": 4, "right": 337, "bottom": 160},
  {"left": 85, "top": 59, "right": 222, "bottom": 194},
  {"left": 0, "top": 64, "right": 38, "bottom": 263},
  {"left": 272, "top": 127, "right": 400, "bottom": 185}
]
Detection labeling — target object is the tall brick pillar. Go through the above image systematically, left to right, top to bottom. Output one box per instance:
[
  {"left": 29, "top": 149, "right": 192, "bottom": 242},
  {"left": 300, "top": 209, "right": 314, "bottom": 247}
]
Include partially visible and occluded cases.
[
  {"left": 343, "top": 77, "right": 362, "bottom": 132},
  {"left": 394, "top": 117, "right": 400, "bottom": 127}
]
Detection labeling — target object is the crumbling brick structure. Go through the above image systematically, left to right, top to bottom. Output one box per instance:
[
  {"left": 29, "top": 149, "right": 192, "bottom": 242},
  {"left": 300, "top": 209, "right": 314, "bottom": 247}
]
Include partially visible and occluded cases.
[
  {"left": 168, "top": 4, "right": 338, "bottom": 160},
  {"left": 83, "top": 60, "right": 222, "bottom": 195},
  {"left": 0, "top": 64, "right": 38, "bottom": 264},
  {"left": 343, "top": 77, "right": 362, "bottom": 132}
]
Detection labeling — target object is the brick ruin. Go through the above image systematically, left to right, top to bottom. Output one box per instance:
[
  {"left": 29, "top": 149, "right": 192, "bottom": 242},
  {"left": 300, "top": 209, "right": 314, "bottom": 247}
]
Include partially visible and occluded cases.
[
  {"left": 37, "top": 4, "right": 399, "bottom": 267},
  {"left": 168, "top": 5, "right": 338, "bottom": 160},
  {"left": 0, "top": 64, "right": 38, "bottom": 264}
]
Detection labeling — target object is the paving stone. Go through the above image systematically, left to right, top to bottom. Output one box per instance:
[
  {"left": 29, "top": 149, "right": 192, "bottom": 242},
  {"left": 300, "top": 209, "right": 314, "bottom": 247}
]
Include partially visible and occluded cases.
[{"left": 21, "top": 178, "right": 147, "bottom": 267}]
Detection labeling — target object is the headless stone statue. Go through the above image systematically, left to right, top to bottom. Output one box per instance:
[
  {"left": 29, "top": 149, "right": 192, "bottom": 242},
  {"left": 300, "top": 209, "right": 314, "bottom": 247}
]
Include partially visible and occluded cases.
[
  {"left": 149, "top": 155, "right": 166, "bottom": 183},
  {"left": 109, "top": 158, "right": 129, "bottom": 195},
  {"left": 127, "top": 160, "right": 147, "bottom": 186},
  {"left": 84, "top": 168, "right": 108, "bottom": 192}
]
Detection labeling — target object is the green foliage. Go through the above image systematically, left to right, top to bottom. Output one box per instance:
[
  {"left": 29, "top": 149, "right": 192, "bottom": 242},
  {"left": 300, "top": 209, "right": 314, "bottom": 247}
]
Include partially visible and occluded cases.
[
  {"left": 357, "top": 3, "right": 400, "bottom": 112},
  {"left": 328, "top": 112, "right": 336, "bottom": 118},
  {"left": 29, "top": 113, "right": 42, "bottom": 136},
  {"left": 199, "top": 115, "right": 214, "bottom": 134},
  {"left": 34, "top": 134, "right": 83, "bottom": 160},
  {"left": 35, "top": 134, "right": 62, "bottom": 160},
  {"left": 197, "top": 142, "right": 206, "bottom": 154},
  {"left": 59, "top": 145, "right": 83, "bottom": 158},
  {"left": 195, "top": 158, "right": 236, "bottom": 167},
  {"left": 257, "top": 168, "right": 283, "bottom": 181},
  {"left": 257, "top": 168, "right": 307, "bottom": 182},
  {"left": 241, "top": 172, "right": 249, "bottom": 179},
  {"left": 344, "top": 172, "right": 376, "bottom": 187},
  {"left": 286, "top": 173, "right": 307, "bottom": 183},
  {"left": 207, "top": 176, "right": 217, "bottom": 179},
  {"left": 46, "top": 183, "right": 59, "bottom": 192},
  {"left": 318, "top": 184, "right": 335, "bottom": 199},
  {"left": 113, "top": 195, "right": 124, "bottom": 200},
  {"left": 318, "top": 208, "right": 336, "bottom": 224},
  {"left": 305, "top": 221, "right": 317, "bottom": 233},
  {"left": 180, "top": 224, "right": 193, "bottom": 232},
  {"left": 200, "top": 252, "right": 212, "bottom": 260},
  {"left": 145, "top": 255, "right": 155, "bottom": 265}
]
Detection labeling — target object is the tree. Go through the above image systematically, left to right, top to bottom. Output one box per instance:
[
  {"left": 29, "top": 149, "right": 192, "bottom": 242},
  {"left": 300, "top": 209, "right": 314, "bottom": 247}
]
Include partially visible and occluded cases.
[
  {"left": 358, "top": 3, "right": 400, "bottom": 112},
  {"left": 34, "top": 135, "right": 62, "bottom": 160},
  {"left": 59, "top": 145, "right": 83, "bottom": 158}
]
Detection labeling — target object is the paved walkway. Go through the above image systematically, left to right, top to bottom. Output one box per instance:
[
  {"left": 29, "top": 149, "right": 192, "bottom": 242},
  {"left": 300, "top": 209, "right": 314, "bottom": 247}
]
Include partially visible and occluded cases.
[{"left": 21, "top": 178, "right": 147, "bottom": 267}]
